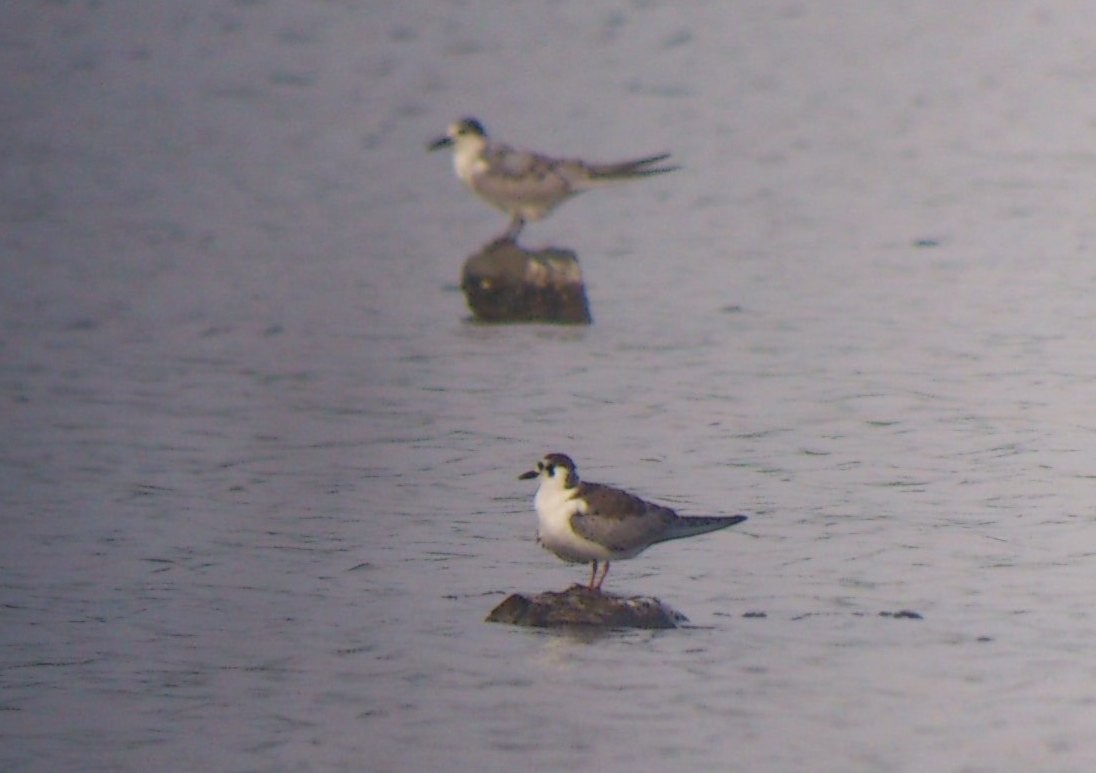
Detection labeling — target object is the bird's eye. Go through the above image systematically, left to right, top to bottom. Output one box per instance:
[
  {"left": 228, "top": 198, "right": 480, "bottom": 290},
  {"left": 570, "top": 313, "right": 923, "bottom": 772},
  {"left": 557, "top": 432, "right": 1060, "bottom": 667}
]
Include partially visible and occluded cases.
[{"left": 546, "top": 464, "right": 555, "bottom": 476}]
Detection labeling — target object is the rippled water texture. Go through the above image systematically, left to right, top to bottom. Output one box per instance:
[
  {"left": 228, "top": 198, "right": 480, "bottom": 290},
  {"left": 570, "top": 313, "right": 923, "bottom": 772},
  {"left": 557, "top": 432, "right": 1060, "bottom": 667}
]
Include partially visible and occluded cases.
[{"left": 2, "top": 2, "right": 1094, "bottom": 771}]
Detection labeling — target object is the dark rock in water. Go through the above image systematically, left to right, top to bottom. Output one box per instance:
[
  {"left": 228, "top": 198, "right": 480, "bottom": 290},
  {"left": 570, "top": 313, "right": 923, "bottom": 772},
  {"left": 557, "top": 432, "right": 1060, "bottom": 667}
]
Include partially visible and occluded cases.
[
  {"left": 461, "top": 239, "right": 592, "bottom": 324},
  {"left": 486, "top": 585, "right": 686, "bottom": 629}
]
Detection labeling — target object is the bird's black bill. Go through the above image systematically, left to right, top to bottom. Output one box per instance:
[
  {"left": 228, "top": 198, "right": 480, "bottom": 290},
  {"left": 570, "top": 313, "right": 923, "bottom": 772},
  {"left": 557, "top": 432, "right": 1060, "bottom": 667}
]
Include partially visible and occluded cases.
[
  {"left": 427, "top": 136, "right": 453, "bottom": 151},
  {"left": 518, "top": 470, "right": 538, "bottom": 480}
]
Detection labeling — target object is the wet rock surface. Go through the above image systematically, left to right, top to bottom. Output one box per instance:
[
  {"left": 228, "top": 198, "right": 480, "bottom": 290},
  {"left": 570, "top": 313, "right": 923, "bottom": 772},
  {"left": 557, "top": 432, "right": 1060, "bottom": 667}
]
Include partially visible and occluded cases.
[
  {"left": 461, "top": 239, "right": 592, "bottom": 324},
  {"left": 486, "top": 585, "right": 687, "bottom": 629}
]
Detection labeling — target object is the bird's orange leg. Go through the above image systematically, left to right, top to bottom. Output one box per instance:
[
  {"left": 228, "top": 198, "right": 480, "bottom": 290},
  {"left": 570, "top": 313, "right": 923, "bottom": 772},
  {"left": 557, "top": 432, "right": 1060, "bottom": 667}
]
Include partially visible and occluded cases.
[{"left": 592, "top": 561, "right": 611, "bottom": 591}]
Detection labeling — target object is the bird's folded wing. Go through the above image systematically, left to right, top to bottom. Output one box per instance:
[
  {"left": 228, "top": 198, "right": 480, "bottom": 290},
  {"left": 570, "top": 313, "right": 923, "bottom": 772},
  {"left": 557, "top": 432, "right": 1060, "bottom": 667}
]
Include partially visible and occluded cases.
[{"left": 570, "top": 485, "right": 676, "bottom": 552}]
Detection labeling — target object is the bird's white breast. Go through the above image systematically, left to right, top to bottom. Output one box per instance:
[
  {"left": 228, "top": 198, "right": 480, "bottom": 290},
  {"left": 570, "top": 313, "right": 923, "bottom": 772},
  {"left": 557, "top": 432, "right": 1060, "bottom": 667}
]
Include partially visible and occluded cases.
[
  {"left": 452, "top": 141, "right": 488, "bottom": 184},
  {"left": 534, "top": 483, "right": 612, "bottom": 562}
]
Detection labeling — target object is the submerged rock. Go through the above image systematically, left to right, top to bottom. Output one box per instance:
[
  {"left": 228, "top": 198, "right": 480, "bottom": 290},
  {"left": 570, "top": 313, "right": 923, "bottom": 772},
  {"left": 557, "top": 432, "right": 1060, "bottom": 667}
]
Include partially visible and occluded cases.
[
  {"left": 460, "top": 239, "right": 592, "bottom": 324},
  {"left": 486, "top": 585, "right": 687, "bottom": 629}
]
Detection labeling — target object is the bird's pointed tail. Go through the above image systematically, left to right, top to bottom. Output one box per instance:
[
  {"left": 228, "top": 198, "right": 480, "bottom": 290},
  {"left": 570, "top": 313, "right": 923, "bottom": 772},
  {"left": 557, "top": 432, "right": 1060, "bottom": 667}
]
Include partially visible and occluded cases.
[
  {"left": 587, "top": 152, "right": 679, "bottom": 180},
  {"left": 658, "top": 514, "right": 747, "bottom": 543}
]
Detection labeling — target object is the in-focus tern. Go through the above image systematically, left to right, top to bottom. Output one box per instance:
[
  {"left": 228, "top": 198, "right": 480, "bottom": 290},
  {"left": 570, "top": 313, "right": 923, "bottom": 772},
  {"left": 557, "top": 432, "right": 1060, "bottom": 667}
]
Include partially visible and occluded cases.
[
  {"left": 429, "top": 118, "right": 678, "bottom": 241},
  {"left": 518, "top": 453, "right": 747, "bottom": 591}
]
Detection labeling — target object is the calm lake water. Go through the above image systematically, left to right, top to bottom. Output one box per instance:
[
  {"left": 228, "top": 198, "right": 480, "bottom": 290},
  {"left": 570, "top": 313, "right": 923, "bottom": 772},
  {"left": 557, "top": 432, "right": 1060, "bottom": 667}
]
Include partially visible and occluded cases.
[{"left": 2, "top": 2, "right": 1094, "bottom": 771}]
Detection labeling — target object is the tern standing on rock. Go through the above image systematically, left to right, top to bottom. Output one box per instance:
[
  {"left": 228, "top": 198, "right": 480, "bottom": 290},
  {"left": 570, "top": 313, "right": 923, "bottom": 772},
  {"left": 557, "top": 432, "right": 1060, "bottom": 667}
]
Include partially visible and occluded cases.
[
  {"left": 429, "top": 118, "right": 678, "bottom": 241},
  {"left": 519, "top": 453, "right": 747, "bottom": 591}
]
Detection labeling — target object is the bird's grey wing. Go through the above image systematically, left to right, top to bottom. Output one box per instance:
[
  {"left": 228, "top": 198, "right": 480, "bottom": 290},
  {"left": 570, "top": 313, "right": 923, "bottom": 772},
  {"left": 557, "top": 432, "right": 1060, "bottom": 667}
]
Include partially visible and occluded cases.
[
  {"left": 484, "top": 143, "right": 539, "bottom": 176},
  {"left": 474, "top": 144, "right": 574, "bottom": 207},
  {"left": 570, "top": 483, "right": 676, "bottom": 553}
]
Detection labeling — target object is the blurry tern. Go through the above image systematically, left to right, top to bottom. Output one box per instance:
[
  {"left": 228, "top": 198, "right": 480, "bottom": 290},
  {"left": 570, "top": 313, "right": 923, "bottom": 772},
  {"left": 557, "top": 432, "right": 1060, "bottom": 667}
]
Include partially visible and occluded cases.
[
  {"left": 428, "top": 117, "right": 678, "bottom": 241},
  {"left": 518, "top": 453, "right": 747, "bottom": 591}
]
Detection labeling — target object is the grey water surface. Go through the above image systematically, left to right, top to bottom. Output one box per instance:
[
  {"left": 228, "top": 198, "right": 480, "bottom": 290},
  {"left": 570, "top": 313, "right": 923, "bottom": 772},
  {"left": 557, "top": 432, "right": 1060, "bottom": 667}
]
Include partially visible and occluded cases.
[{"left": 2, "top": 2, "right": 1094, "bottom": 771}]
